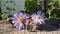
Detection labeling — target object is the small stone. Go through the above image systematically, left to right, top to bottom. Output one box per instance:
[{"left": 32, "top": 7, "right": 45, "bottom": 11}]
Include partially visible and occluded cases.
[{"left": 0, "top": 23, "right": 13, "bottom": 31}]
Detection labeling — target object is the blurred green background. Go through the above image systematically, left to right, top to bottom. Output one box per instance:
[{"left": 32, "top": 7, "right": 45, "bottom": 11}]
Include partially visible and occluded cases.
[{"left": 0, "top": 0, "right": 60, "bottom": 20}]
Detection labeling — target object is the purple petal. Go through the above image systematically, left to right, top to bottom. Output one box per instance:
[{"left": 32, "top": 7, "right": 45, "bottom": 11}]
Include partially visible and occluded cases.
[
  {"left": 37, "top": 11, "right": 42, "bottom": 16},
  {"left": 37, "top": 11, "right": 45, "bottom": 17},
  {"left": 41, "top": 12, "right": 45, "bottom": 17},
  {"left": 13, "top": 13, "right": 19, "bottom": 18},
  {"left": 19, "top": 13, "right": 24, "bottom": 17},
  {"left": 31, "top": 13, "right": 37, "bottom": 20},
  {"left": 23, "top": 14, "right": 29, "bottom": 19},
  {"left": 41, "top": 17, "right": 46, "bottom": 20},
  {"left": 12, "top": 19, "right": 18, "bottom": 23},
  {"left": 34, "top": 19, "right": 38, "bottom": 24},
  {"left": 40, "top": 19, "right": 45, "bottom": 23},
  {"left": 12, "top": 20, "right": 17, "bottom": 23},
  {"left": 39, "top": 21, "right": 43, "bottom": 24},
  {"left": 14, "top": 22, "right": 19, "bottom": 26},
  {"left": 15, "top": 23, "right": 19, "bottom": 28},
  {"left": 16, "top": 23, "right": 20, "bottom": 28},
  {"left": 18, "top": 23, "right": 24, "bottom": 29},
  {"left": 16, "top": 25, "right": 19, "bottom": 28}
]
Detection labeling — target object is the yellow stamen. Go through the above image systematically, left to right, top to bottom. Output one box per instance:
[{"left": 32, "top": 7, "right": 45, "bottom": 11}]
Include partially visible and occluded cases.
[
  {"left": 37, "top": 16, "right": 41, "bottom": 20},
  {"left": 18, "top": 17, "right": 24, "bottom": 23}
]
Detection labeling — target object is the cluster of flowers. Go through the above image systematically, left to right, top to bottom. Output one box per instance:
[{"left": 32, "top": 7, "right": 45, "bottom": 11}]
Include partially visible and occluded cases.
[{"left": 12, "top": 11, "right": 46, "bottom": 30}]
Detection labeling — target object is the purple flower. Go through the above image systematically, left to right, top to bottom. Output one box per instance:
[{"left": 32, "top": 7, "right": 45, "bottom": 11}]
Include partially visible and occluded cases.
[
  {"left": 12, "top": 11, "right": 29, "bottom": 29},
  {"left": 31, "top": 11, "right": 46, "bottom": 25}
]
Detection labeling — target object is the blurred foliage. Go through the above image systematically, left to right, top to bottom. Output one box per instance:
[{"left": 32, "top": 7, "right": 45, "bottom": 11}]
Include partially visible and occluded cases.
[
  {"left": 0, "top": 0, "right": 16, "bottom": 19},
  {"left": 0, "top": 0, "right": 60, "bottom": 19},
  {"left": 24, "top": 0, "right": 42, "bottom": 14},
  {"left": 25, "top": 0, "right": 60, "bottom": 19},
  {"left": 46, "top": 0, "right": 60, "bottom": 19},
  {"left": 1, "top": 13, "right": 9, "bottom": 19}
]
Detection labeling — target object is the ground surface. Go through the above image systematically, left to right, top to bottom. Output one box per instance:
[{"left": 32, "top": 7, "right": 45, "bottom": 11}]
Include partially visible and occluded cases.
[{"left": 0, "top": 19, "right": 60, "bottom": 34}]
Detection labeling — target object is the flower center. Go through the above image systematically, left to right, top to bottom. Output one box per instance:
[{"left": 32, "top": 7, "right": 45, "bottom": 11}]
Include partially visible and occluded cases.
[
  {"left": 37, "top": 16, "right": 41, "bottom": 20},
  {"left": 18, "top": 17, "right": 24, "bottom": 23},
  {"left": 26, "top": 19, "right": 31, "bottom": 25}
]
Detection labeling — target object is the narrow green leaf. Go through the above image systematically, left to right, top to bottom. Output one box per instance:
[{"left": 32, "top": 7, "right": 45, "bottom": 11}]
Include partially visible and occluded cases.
[{"left": 47, "top": 9, "right": 52, "bottom": 15}]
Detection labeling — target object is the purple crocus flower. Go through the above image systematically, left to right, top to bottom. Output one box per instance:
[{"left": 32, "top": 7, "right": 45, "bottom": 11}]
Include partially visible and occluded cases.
[
  {"left": 12, "top": 11, "right": 29, "bottom": 30},
  {"left": 31, "top": 11, "right": 46, "bottom": 25}
]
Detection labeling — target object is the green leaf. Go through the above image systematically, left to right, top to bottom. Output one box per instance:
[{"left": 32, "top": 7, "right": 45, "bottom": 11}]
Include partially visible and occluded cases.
[
  {"left": 30, "top": 0, "right": 32, "bottom": 2},
  {"left": 53, "top": 0, "right": 57, "bottom": 2},
  {"left": 59, "top": 0, "right": 60, "bottom": 4},
  {"left": 6, "top": 1, "right": 9, "bottom": 4},
  {"left": 10, "top": 1, "right": 13, "bottom": 3},
  {"left": 47, "top": 2, "right": 55, "bottom": 6},
  {"left": 0, "top": 3, "right": 2, "bottom": 7},
  {"left": 52, "top": 6, "right": 55, "bottom": 10},
  {"left": 47, "top": 9, "right": 52, "bottom": 15},
  {"left": 0, "top": 13, "right": 2, "bottom": 16},
  {"left": 53, "top": 13, "right": 57, "bottom": 17},
  {"left": 1, "top": 14, "right": 9, "bottom": 19}
]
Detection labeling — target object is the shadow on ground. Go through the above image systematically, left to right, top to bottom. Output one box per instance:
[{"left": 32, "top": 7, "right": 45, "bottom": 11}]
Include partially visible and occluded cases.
[{"left": 37, "top": 18, "right": 60, "bottom": 31}]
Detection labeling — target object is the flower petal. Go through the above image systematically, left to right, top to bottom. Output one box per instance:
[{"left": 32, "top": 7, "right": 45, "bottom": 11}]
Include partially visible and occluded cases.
[
  {"left": 37, "top": 11, "right": 42, "bottom": 16},
  {"left": 13, "top": 12, "right": 19, "bottom": 18},
  {"left": 19, "top": 12, "right": 24, "bottom": 17},
  {"left": 41, "top": 12, "right": 45, "bottom": 17},
  {"left": 31, "top": 13, "right": 37, "bottom": 20},
  {"left": 23, "top": 14, "right": 29, "bottom": 19},
  {"left": 12, "top": 18, "right": 18, "bottom": 23},
  {"left": 38, "top": 18, "right": 45, "bottom": 24},
  {"left": 34, "top": 19, "right": 38, "bottom": 24},
  {"left": 14, "top": 22, "right": 19, "bottom": 26},
  {"left": 18, "top": 23, "right": 24, "bottom": 29}
]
